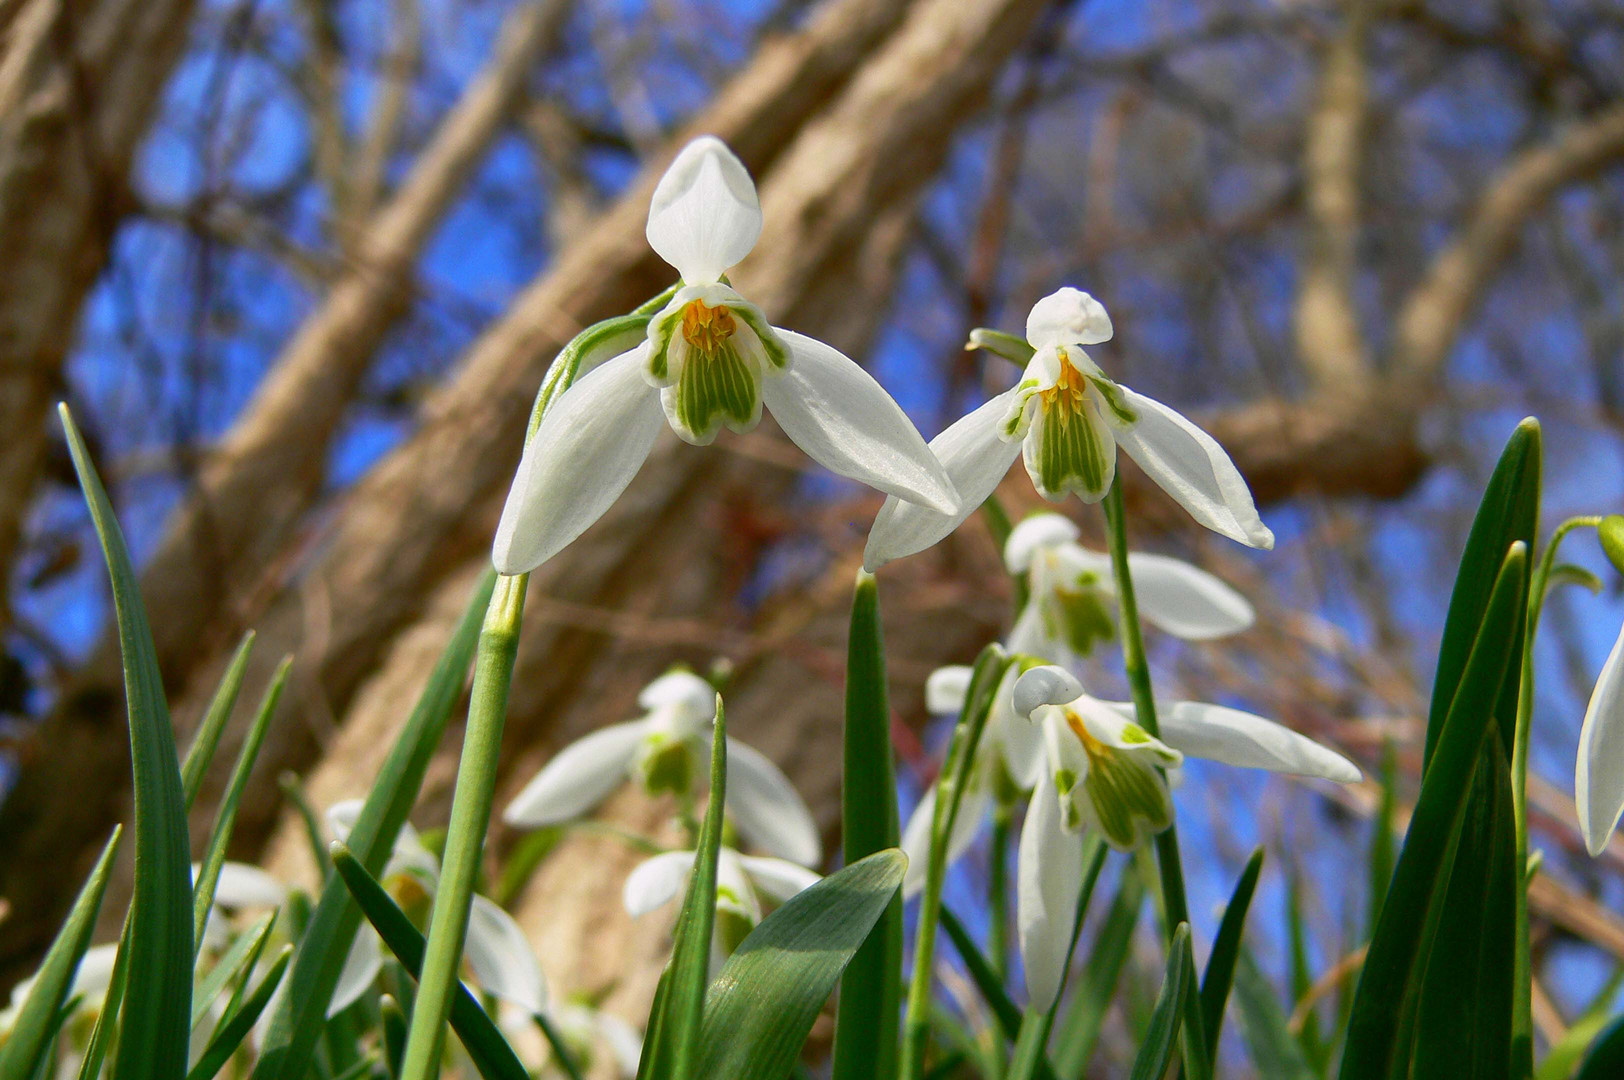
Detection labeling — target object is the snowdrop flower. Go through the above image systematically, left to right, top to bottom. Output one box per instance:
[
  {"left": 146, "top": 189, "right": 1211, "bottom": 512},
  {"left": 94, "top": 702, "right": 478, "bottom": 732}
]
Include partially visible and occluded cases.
[
  {"left": 493, "top": 135, "right": 959, "bottom": 574},
  {"left": 865, "top": 287, "right": 1273, "bottom": 569},
  {"left": 1004, "top": 513, "right": 1254, "bottom": 668},
  {"left": 1577, "top": 623, "right": 1624, "bottom": 855},
  {"left": 898, "top": 663, "right": 1042, "bottom": 897},
  {"left": 1011, "top": 665, "right": 1359, "bottom": 1007},
  {"left": 502, "top": 669, "right": 821, "bottom": 867},
  {"left": 324, "top": 800, "right": 547, "bottom": 1019},
  {"left": 624, "top": 845, "right": 820, "bottom": 961}
]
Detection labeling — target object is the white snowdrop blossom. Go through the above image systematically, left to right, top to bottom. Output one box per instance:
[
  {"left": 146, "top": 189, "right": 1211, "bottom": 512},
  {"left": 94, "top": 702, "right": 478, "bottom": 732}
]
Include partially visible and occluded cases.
[
  {"left": 492, "top": 135, "right": 959, "bottom": 574},
  {"left": 864, "top": 287, "right": 1274, "bottom": 569},
  {"left": 1004, "top": 513, "right": 1255, "bottom": 667},
  {"left": 1577, "top": 622, "right": 1624, "bottom": 855},
  {"left": 898, "top": 663, "right": 1042, "bottom": 897},
  {"left": 1011, "top": 665, "right": 1359, "bottom": 1009},
  {"left": 501, "top": 670, "right": 821, "bottom": 867},
  {"left": 324, "top": 801, "right": 547, "bottom": 1019},
  {"left": 623, "top": 845, "right": 820, "bottom": 962},
  {"left": 497, "top": 999, "right": 643, "bottom": 1079}
]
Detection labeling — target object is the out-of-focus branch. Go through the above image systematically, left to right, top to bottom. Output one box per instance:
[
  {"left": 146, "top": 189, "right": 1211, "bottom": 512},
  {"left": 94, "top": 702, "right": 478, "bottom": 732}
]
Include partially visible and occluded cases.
[
  {"left": 0, "top": 0, "right": 198, "bottom": 632},
  {"left": 295, "top": 0, "right": 354, "bottom": 246},
  {"left": 350, "top": 0, "right": 422, "bottom": 224},
  {"left": 1294, "top": 0, "right": 1370, "bottom": 389},
  {"left": 1393, "top": 101, "right": 1624, "bottom": 379}
]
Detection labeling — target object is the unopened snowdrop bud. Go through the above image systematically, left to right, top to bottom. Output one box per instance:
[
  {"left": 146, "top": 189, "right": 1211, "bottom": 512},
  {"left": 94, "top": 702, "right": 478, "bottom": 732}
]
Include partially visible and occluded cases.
[
  {"left": 1599, "top": 515, "right": 1624, "bottom": 578},
  {"left": 1578, "top": 623, "right": 1624, "bottom": 856}
]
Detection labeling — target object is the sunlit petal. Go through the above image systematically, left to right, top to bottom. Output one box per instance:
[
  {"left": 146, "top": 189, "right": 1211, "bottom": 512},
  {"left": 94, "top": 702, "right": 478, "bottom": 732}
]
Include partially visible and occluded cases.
[
  {"left": 645, "top": 136, "right": 762, "bottom": 285},
  {"left": 1025, "top": 287, "right": 1113, "bottom": 349},
  {"left": 765, "top": 330, "right": 959, "bottom": 514},
  {"left": 492, "top": 347, "right": 664, "bottom": 574},
  {"left": 1112, "top": 388, "right": 1274, "bottom": 550},
  {"left": 864, "top": 389, "right": 1023, "bottom": 570},
  {"left": 1004, "top": 513, "right": 1080, "bottom": 574},
  {"left": 1125, "top": 551, "right": 1254, "bottom": 640},
  {"left": 1578, "top": 624, "right": 1624, "bottom": 856},
  {"left": 925, "top": 665, "right": 974, "bottom": 715},
  {"left": 1012, "top": 665, "right": 1088, "bottom": 720},
  {"left": 639, "top": 670, "right": 719, "bottom": 717},
  {"left": 1108, "top": 700, "right": 1359, "bottom": 782},
  {"left": 502, "top": 720, "right": 648, "bottom": 827},
  {"left": 725, "top": 738, "right": 822, "bottom": 866},
  {"left": 1018, "top": 772, "right": 1083, "bottom": 1011},
  {"left": 623, "top": 851, "right": 697, "bottom": 917},
  {"left": 737, "top": 855, "right": 822, "bottom": 903},
  {"left": 207, "top": 862, "right": 288, "bottom": 909},
  {"left": 465, "top": 894, "right": 549, "bottom": 1015},
  {"left": 328, "top": 932, "right": 383, "bottom": 1018}
]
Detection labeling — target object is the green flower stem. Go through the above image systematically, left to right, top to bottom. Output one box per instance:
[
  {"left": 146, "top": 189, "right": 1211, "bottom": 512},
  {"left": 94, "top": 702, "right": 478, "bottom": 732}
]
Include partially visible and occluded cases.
[
  {"left": 1101, "top": 480, "right": 1191, "bottom": 937},
  {"left": 1511, "top": 514, "right": 1601, "bottom": 1074},
  {"left": 397, "top": 572, "right": 527, "bottom": 1080},
  {"left": 901, "top": 646, "right": 1013, "bottom": 1080},
  {"left": 988, "top": 799, "right": 1013, "bottom": 985}
]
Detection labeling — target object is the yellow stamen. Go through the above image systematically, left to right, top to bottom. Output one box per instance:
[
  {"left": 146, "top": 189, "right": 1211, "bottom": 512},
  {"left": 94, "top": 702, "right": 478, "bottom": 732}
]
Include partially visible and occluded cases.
[
  {"left": 682, "top": 300, "right": 737, "bottom": 354},
  {"left": 1038, "top": 348, "right": 1090, "bottom": 416}
]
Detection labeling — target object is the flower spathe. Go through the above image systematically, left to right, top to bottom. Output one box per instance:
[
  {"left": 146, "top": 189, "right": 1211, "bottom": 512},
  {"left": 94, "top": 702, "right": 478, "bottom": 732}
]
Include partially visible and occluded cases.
[
  {"left": 492, "top": 136, "right": 959, "bottom": 575},
  {"left": 864, "top": 287, "right": 1274, "bottom": 570},
  {"left": 1004, "top": 512, "right": 1255, "bottom": 666},
  {"left": 1577, "top": 622, "right": 1624, "bottom": 855},
  {"left": 1010, "top": 664, "right": 1359, "bottom": 1009},
  {"left": 501, "top": 670, "right": 822, "bottom": 867}
]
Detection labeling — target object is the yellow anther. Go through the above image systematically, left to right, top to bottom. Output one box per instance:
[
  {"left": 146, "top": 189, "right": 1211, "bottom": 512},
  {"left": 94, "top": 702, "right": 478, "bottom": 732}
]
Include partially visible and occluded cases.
[{"left": 681, "top": 300, "right": 737, "bottom": 354}]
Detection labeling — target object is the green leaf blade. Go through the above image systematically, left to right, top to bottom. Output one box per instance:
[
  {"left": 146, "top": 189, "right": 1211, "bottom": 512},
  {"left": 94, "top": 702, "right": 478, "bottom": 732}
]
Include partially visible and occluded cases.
[
  {"left": 60, "top": 405, "right": 193, "bottom": 1080},
  {"left": 832, "top": 571, "right": 903, "bottom": 1080},
  {"left": 666, "top": 696, "right": 728, "bottom": 1080},
  {"left": 1197, "top": 848, "right": 1264, "bottom": 1071},
  {"left": 696, "top": 850, "right": 907, "bottom": 1080},
  {"left": 1129, "top": 923, "right": 1193, "bottom": 1080}
]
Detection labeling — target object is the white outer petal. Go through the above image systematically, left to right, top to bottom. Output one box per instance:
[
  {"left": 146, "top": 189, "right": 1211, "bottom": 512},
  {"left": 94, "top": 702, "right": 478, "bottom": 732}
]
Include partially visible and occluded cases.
[
  {"left": 645, "top": 136, "right": 761, "bottom": 284},
  {"left": 1025, "top": 287, "right": 1113, "bottom": 349},
  {"left": 764, "top": 330, "right": 959, "bottom": 515},
  {"left": 492, "top": 347, "right": 663, "bottom": 574},
  {"left": 1113, "top": 388, "right": 1274, "bottom": 550},
  {"left": 864, "top": 389, "right": 1024, "bottom": 571},
  {"left": 1004, "top": 513, "right": 1080, "bottom": 574},
  {"left": 1126, "top": 552, "right": 1255, "bottom": 640},
  {"left": 1578, "top": 624, "right": 1624, "bottom": 855},
  {"left": 926, "top": 665, "right": 974, "bottom": 715},
  {"left": 1012, "top": 666, "right": 1087, "bottom": 720},
  {"left": 639, "top": 671, "right": 718, "bottom": 717},
  {"left": 997, "top": 699, "right": 1047, "bottom": 790},
  {"left": 1115, "top": 700, "right": 1360, "bottom": 782},
  {"left": 502, "top": 720, "right": 647, "bottom": 827},
  {"left": 725, "top": 738, "right": 822, "bottom": 866},
  {"left": 1018, "top": 772, "right": 1082, "bottom": 1011},
  {"left": 898, "top": 783, "right": 990, "bottom": 898},
  {"left": 623, "top": 851, "right": 697, "bottom": 917},
  {"left": 738, "top": 856, "right": 822, "bottom": 903},
  {"left": 208, "top": 862, "right": 288, "bottom": 909},
  {"left": 465, "top": 894, "right": 549, "bottom": 1015},
  {"left": 328, "top": 932, "right": 383, "bottom": 1018}
]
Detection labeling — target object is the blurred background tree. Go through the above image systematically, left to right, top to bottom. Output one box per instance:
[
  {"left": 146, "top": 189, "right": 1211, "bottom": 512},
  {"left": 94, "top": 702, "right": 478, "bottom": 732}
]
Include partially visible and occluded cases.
[{"left": 0, "top": 0, "right": 1622, "bottom": 1072}]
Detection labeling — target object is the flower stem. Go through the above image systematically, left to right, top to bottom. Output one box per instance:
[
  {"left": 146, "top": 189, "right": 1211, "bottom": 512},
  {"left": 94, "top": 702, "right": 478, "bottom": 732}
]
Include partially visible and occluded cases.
[
  {"left": 1101, "top": 480, "right": 1190, "bottom": 936},
  {"left": 1511, "top": 515, "right": 1600, "bottom": 1075},
  {"left": 397, "top": 572, "right": 527, "bottom": 1080},
  {"left": 900, "top": 646, "right": 1011, "bottom": 1080},
  {"left": 988, "top": 799, "right": 1013, "bottom": 985}
]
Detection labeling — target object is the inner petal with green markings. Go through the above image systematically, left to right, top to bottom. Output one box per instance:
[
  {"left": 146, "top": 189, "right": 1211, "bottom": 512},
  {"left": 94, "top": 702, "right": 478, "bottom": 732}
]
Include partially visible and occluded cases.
[{"left": 1063, "top": 706, "right": 1177, "bottom": 851}]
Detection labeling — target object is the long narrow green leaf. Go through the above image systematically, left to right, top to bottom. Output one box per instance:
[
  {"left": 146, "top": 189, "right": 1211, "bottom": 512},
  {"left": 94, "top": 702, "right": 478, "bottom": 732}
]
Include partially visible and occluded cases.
[
  {"left": 60, "top": 404, "right": 193, "bottom": 1080},
  {"left": 1423, "top": 418, "right": 1540, "bottom": 766},
  {"left": 1339, "top": 542, "right": 1528, "bottom": 1080},
  {"left": 252, "top": 568, "right": 497, "bottom": 1080},
  {"left": 832, "top": 570, "right": 903, "bottom": 1080},
  {"left": 181, "top": 632, "right": 255, "bottom": 809},
  {"left": 193, "top": 657, "right": 290, "bottom": 953},
  {"left": 668, "top": 696, "right": 728, "bottom": 1080},
  {"left": 1413, "top": 735, "right": 1517, "bottom": 1080},
  {"left": 277, "top": 772, "right": 334, "bottom": 881},
  {"left": 0, "top": 828, "right": 121, "bottom": 1080},
  {"left": 327, "top": 845, "right": 528, "bottom": 1080},
  {"left": 1196, "top": 848, "right": 1264, "bottom": 1071},
  {"left": 695, "top": 851, "right": 907, "bottom": 1080},
  {"left": 1053, "top": 868, "right": 1145, "bottom": 1078},
  {"left": 939, "top": 906, "right": 1022, "bottom": 1042},
  {"left": 192, "top": 914, "right": 276, "bottom": 1029},
  {"left": 1128, "top": 923, "right": 1193, "bottom": 1080},
  {"left": 1178, "top": 933, "right": 1211, "bottom": 1080},
  {"left": 186, "top": 945, "right": 292, "bottom": 1080},
  {"left": 1231, "top": 949, "right": 1316, "bottom": 1080},
  {"left": 1575, "top": 1014, "right": 1624, "bottom": 1080}
]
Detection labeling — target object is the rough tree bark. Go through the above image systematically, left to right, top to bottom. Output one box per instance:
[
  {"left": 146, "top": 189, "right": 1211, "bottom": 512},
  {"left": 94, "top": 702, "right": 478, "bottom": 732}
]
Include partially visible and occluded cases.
[{"left": 0, "top": 0, "right": 198, "bottom": 624}]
